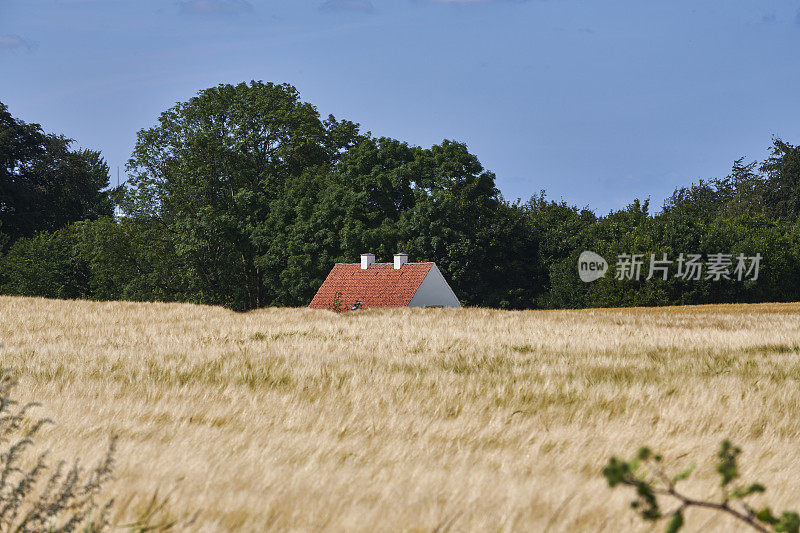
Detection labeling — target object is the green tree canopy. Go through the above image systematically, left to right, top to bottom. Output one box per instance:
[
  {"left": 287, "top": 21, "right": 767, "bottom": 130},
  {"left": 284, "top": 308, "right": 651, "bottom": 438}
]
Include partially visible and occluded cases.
[
  {"left": 123, "top": 81, "right": 363, "bottom": 310},
  {"left": 123, "top": 81, "right": 545, "bottom": 310},
  {"left": 5, "top": 82, "right": 799, "bottom": 312},
  {"left": 0, "top": 101, "right": 112, "bottom": 247},
  {"left": 762, "top": 138, "right": 800, "bottom": 220}
]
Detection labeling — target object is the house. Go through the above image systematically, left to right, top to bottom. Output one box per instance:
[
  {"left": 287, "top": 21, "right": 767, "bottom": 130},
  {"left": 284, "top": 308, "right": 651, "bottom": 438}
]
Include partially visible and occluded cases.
[{"left": 309, "top": 253, "right": 461, "bottom": 310}]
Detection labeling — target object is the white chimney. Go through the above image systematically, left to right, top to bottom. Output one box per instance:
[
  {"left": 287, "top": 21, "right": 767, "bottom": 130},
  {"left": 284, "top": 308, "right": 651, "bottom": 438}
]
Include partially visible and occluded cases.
[
  {"left": 361, "top": 253, "right": 375, "bottom": 269},
  {"left": 394, "top": 253, "right": 408, "bottom": 269}
]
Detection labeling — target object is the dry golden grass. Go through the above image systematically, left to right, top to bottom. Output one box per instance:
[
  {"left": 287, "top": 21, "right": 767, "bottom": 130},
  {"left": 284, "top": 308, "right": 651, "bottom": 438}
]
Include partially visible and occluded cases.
[{"left": 2, "top": 296, "right": 800, "bottom": 531}]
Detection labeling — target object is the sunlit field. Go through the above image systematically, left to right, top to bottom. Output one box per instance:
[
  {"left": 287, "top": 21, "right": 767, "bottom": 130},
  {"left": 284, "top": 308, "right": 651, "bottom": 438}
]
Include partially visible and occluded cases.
[{"left": 2, "top": 296, "right": 800, "bottom": 531}]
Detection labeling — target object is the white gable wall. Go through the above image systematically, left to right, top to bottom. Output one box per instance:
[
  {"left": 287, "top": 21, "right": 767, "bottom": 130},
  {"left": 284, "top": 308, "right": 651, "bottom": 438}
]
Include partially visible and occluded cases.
[{"left": 408, "top": 264, "right": 461, "bottom": 308}]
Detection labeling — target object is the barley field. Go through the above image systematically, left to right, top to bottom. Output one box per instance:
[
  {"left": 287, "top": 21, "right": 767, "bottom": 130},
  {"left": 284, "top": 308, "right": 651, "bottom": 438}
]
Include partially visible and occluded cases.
[{"left": 1, "top": 296, "right": 800, "bottom": 531}]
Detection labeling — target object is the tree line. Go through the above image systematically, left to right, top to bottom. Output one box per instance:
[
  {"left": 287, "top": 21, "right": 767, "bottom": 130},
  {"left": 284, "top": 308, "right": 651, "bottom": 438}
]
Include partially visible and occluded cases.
[{"left": 1, "top": 81, "right": 799, "bottom": 310}]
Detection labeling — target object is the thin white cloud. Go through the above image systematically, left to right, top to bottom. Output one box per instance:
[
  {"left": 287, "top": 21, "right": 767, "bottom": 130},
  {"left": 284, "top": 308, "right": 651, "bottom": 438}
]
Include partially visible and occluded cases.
[
  {"left": 176, "top": 0, "right": 253, "bottom": 16},
  {"left": 319, "top": 0, "right": 374, "bottom": 13},
  {"left": 427, "top": 0, "right": 529, "bottom": 3},
  {"left": 0, "top": 34, "right": 36, "bottom": 53}
]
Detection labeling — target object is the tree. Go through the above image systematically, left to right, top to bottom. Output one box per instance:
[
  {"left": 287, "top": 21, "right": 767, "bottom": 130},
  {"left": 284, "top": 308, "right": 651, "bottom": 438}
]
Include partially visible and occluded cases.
[
  {"left": 123, "top": 81, "right": 362, "bottom": 310},
  {"left": 123, "top": 82, "right": 544, "bottom": 310},
  {"left": 0, "top": 101, "right": 112, "bottom": 247},
  {"left": 259, "top": 137, "right": 419, "bottom": 306},
  {"left": 273, "top": 138, "right": 546, "bottom": 308},
  {"left": 761, "top": 138, "right": 800, "bottom": 220},
  {"left": 402, "top": 140, "right": 543, "bottom": 308},
  {"left": 524, "top": 194, "right": 598, "bottom": 308},
  {"left": 71, "top": 216, "right": 193, "bottom": 302},
  {"left": 0, "top": 224, "right": 91, "bottom": 299}
]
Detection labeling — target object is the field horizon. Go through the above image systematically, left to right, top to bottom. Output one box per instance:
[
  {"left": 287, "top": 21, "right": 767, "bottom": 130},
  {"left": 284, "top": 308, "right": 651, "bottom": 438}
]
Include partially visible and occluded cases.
[{"left": 2, "top": 296, "right": 800, "bottom": 531}]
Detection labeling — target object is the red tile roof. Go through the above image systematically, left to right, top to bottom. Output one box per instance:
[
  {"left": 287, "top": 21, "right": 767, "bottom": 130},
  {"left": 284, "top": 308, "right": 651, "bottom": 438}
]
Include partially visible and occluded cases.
[{"left": 309, "top": 262, "right": 433, "bottom": 310}]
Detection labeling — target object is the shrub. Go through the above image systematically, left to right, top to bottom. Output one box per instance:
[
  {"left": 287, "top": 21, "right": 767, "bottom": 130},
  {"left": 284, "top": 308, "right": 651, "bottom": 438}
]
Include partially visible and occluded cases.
[
  {"left": 0, "top": 225, "right": 90, "bottom": 299},
  {"left": 0, "top": 371, "right": 116, "bottom": 531}
]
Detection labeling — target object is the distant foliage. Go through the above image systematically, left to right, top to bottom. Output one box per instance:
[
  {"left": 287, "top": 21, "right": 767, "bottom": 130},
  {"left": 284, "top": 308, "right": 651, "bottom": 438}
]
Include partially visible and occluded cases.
[
  {"left": 117, "top": 82, "right": 542, "bottom": 309},
  {"left": 2, "top": 88, "right": 800, "bottom": 310},
  {"left": 0, "top": 101, "right": 113, "bottom": 248},
  {"left": 525, "top": 140, "right": 800, "bottom": 309},
  {"left": 603, "top": 441, "right": 800, "bottom": 533}
]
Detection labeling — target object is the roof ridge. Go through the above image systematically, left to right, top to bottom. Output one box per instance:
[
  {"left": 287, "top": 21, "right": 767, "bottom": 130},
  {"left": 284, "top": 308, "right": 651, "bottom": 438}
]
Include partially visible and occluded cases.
[
  {"left": 334, "top": 261, "right": 435, "bottom": 265},
  {"left": 309, "top": 262, "right": 434, "bottom": 309}
]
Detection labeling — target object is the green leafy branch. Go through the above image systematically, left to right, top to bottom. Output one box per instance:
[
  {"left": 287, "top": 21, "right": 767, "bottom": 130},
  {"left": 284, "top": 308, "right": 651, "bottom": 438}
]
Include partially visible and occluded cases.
[
  {"left": 327, "top": 291, "right": 345, "bottom": 313},
  {"left": 603, "top": 440, "right": 799, "bottom": 533}
]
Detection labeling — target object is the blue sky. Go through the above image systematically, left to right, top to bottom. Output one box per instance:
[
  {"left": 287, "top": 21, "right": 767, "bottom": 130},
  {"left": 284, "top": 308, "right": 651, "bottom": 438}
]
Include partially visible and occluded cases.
[{"left": 1, "top": 0, "right": 799, "bottom": 214}]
